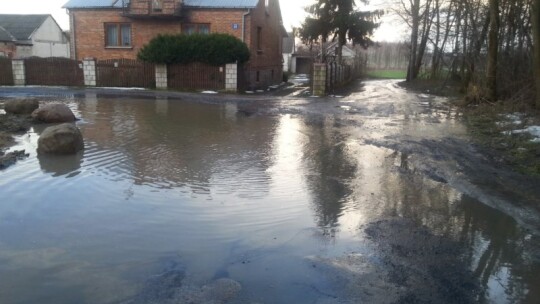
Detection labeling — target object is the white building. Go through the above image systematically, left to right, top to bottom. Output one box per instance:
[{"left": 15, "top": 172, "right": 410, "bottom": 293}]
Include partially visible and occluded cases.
[{"left": 0, "top": 14, "right": 70, "bottom": 59}]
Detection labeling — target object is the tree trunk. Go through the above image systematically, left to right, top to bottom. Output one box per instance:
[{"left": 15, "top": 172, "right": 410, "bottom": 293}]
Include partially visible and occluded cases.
[
  {"left": 407, "top": 0, "right": 421, "bottom": 82},
  {"left": 413, "top": 0, "right": 433, "bottom": 78},
  {"left": 431, "top": 0, "right": 441, "bottom": 79},
  {"left": 486, "top": 0, "right": 499, "bottom": 102},
  {"left": 532, "top": 0, "right": 540, "bottom": 108}
]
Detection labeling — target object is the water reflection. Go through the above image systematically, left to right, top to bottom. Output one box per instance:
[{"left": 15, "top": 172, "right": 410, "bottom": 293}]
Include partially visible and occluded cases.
[
  {"left": 0, "top": 82, "right": 538, "bottom": 303},
  {"left": 78, "top": 97, "right": 277, "bottom": 195},
  {"left": 282, "top": 103, "right": 538, "bottom": 303},
  {"left": 301, "top": 116, "right": 357, "bottom": 230},
  {"left": 355, "top": 146, "right": 538, "bottom": 303},
  {"left": 38, "top": 152, "right": 83, "bottom": 177}
]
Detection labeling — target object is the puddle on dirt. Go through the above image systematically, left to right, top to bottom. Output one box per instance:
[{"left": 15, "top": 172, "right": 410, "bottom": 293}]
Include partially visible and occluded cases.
[{"left": 0, "top": 81, "right": 539, "bottom": 303}]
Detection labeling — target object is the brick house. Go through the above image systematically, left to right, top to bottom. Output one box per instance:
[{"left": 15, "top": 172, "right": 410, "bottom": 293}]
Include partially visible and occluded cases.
[{"left": 63, "top": 0, "right": 287, "bottom": 89}]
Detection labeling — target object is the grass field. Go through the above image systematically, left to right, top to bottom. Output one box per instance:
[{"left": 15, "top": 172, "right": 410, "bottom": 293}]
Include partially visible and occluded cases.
[{"left": 366, "top": 70, "right": 407, "bottom": 79}]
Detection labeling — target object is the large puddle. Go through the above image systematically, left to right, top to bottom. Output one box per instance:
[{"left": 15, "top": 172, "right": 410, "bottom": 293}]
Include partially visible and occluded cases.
[{"left": 1, "top": 81, "right": 539, "bottom": 303}]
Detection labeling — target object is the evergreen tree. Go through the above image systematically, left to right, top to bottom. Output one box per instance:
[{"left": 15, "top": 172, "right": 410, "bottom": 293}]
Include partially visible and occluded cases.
[{"left": 298, "top": 0, "right": 382, "bottom": 62}]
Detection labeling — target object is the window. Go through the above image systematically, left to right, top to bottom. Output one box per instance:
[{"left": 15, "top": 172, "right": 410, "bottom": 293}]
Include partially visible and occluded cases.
[
  {"left": 152, "top": 0, "right": 163, "bottom": 12},
  {"left": 105, "top": 23, "right": 132, "bottom": 47},
  {"left": 182, "top": 24, "right": 210, "bottom": 35},
  {"left": 256, "top": 27, "right": 262, "bottom": 51}
]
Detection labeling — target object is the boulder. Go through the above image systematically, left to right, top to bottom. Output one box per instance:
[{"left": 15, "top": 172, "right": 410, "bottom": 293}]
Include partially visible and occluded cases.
[
  {"left": 4, "top": 98, "right": 39, "bottom": 114},
  {"left": 32, "top": 103, "right": 76, "bottom": 123},
  {"left": 37, "top": 123, "right": 84, "bottom": 154}
]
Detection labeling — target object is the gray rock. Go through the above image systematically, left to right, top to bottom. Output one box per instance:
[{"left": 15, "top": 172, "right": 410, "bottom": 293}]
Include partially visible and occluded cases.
[
  {"left": 4, "top": 98, "right": 39, "bottom": 115},
  {"left": 32, "top": 103, "right": 76, "bottom": 123},
  {"left": 37, "top": 123, "right": 84, "bottom": 154}
]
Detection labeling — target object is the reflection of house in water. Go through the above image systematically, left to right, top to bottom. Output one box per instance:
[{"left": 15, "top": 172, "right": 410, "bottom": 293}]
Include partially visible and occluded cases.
[{"left": 79, "top": 96, "right": 278, "bottom": 196}]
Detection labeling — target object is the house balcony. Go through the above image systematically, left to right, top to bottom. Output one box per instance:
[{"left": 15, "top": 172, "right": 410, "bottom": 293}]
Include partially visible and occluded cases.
[{"left": 122, "top": 0, "right": 183, "bottom": 19}]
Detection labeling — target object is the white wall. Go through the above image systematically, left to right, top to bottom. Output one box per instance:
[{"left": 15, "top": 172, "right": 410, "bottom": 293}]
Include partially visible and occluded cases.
[
  {"left": 30, "top": 16, "right": 70, "bottom": 58},
  {"left": 283, "top": 54, "right": 291, "bottom": 72},
  {"left": 290, "top": 56, "right": 297, "bottom": 74}
]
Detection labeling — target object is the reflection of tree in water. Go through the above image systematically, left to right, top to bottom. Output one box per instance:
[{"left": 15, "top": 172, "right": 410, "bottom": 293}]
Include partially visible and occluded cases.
[
  {"left": 301, "top": 116, "right": 357, "bottom": 230},
  {"left": 376, "top": 150, "right": 538, "bottom": 302}
]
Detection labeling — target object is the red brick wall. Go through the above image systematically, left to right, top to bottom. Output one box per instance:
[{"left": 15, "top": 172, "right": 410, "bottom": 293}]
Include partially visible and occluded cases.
[
  {"left": 243, "top": 0, "right": 284, "bottom": 88},
  {"left": 70, "top": 1, "right": 284, "bottom": 87},
  {"left": 71, "top": 8, "right": 248, "bottom": 60},
  {"left": 72, "top": 9, "right": 182, "bottom": 60},
  {"left": 185, "top": 9, "right": 245, "bottom": 40},
  {"left": 0, "top": 42, "right": 16, "bottom": 58}
]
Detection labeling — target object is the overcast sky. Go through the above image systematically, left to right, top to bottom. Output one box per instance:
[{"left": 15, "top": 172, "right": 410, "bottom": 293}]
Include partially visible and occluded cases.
[{"left": 1, "top": 0, "right": 405, "bottom": 42}]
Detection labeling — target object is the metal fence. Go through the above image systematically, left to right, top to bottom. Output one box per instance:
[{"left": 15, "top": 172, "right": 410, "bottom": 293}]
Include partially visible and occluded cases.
[
  {"left": 25, "top": 57, "right": 84, "bottom": 86},
  {"left": 0, "top": 58, "right": 13, "bottom": 85},
  {"left": 97, "top": 59, "right": 155, "bottom": 88},
  {"left": 168, "top": 62, "right": 225, "bottom": 91},
  {"left": 325, "top": 62, "right": 352, "bottom": 93}
]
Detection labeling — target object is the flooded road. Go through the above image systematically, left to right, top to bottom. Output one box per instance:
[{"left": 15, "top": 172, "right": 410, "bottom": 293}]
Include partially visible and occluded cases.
[{"left": 0, "top": 80, "right": 539, "bottom": 303}]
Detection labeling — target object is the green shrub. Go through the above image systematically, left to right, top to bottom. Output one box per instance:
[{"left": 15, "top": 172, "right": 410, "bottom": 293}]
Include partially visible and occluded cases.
[{"left": 137, "top": 34, "right": 250, "bottom": 66}]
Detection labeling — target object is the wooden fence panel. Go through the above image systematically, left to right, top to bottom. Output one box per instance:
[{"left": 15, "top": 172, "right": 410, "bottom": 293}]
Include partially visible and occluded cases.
[
  {"left": 25, "top": 57, "right": 84, "bottom": 86},
  {"left": 0, "top": 58, "right": 13, "bottom": 85},
  {"left": 97, "top": 59, "right": 155, "bottom": 88},
  {"left": 168, "top": 63, "right": 225, "bottom": 91}
]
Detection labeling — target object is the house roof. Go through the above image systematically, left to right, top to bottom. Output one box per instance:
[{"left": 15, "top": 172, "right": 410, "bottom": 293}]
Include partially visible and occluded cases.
[
  {"left": 63, "top": 0, "right": 259, "bottom": 9},
  {"left": 0, "top": 14, "right": 49, "bottom": 41},
  {"left": 0, "top": 26, "right": 15, "bottom": 42}
]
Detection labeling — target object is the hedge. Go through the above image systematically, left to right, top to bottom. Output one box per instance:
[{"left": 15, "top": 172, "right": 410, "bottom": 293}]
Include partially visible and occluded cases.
[{"left": 137, "top": 34, "right": 250, "bottom": 66}]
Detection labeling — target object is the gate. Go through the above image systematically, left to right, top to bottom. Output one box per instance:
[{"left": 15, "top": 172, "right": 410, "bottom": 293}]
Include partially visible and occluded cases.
[
  {"left": 25, "top": 57, "right": 84, "bottom": 86},
  {"left": 0, "top": 58, "right": 13, "bottom": 85},
  {"left": 96, "top": 59, "right": 155, "bottom": 88},
  {"left": 168, "top": 63, "right": 225, "bottom": 91}
]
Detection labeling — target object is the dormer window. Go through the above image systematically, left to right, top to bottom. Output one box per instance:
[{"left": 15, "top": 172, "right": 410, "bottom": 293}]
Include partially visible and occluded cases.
[{"left": 152, "top": 0, "right": 163, "bottom": 12}]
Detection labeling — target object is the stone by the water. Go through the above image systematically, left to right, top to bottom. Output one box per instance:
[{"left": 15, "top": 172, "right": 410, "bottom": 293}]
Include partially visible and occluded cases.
[
  {"left": 4, "top": 98, "right": 39, "bottom": 115},
  {"left": 32, "top": 103, "right": 76, "bottom": 123},
  {"left": 37, "top": 123, "right": 84, "bottom": 155}
]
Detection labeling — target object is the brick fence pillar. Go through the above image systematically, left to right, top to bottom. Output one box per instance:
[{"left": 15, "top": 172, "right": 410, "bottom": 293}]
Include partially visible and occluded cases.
[
  {"left": 83, "top": 58, "right": 96, "bottom": 86},
  {"left": 12, "top": 60, "right": 25, "bottom": 86},
  {"left": 225, "top": 63, "right": 238, "bottom": 92},
  {"left": 312, "top": 63, "right": 327, "bottom": 96},
  {"left": 155, "top": 64, "right": 167, "bottom": 89}
]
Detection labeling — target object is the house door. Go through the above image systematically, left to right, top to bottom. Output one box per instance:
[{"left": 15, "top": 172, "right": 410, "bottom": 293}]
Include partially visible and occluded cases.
[{"left": 296, "top": 58, "right": 313, "bottom": 74}]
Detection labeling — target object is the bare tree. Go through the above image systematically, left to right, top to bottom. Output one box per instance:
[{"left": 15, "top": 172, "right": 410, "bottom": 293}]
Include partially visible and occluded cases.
[
  {"left": 486, "top": 0, "right": 499, "bottom": 101},
  {"left": 533, "top": 0, "right": 540, "bottom": 108}
]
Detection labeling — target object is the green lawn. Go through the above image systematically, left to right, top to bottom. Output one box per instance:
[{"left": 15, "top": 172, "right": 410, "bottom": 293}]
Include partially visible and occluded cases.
[{"left": 366, "top": 70, "right": 407, "bottom": 79}]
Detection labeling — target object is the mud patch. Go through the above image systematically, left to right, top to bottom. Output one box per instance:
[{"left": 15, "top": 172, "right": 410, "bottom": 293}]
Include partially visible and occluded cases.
[
  {"left": 0, "top": 114, "right": 32, "bottom": 169},
  {"left": 0, "top": 150, "right": 29, "bottom": 169},
  {"left": 364, "top": 217, "right": 480, "bottom": 303},
  {"left": 122, "top": 263, "right": 242, "bottom": 304}
]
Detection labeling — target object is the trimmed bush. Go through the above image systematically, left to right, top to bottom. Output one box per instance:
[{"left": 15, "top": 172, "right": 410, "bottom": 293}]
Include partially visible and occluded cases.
[{"left": 137, "top": 34, "right": 250, "bottom": 66}]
